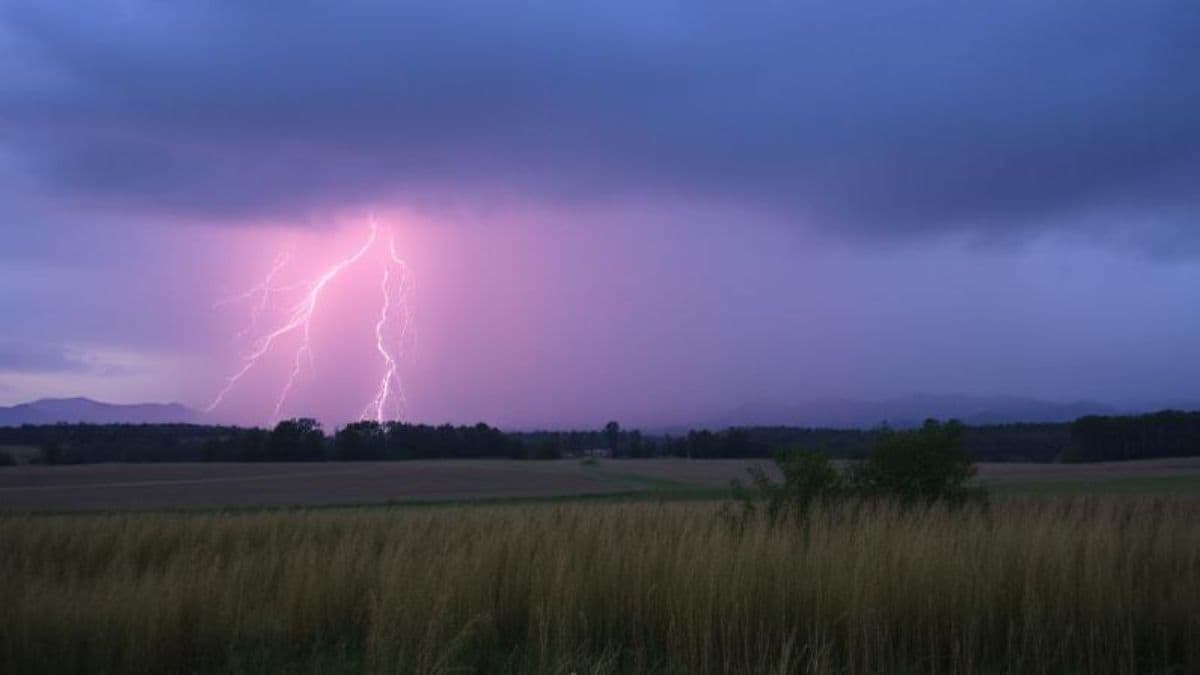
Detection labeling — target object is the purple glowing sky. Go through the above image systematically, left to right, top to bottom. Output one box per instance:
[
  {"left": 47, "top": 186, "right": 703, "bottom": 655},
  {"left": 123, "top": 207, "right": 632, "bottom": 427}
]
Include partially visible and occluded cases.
[{"left": 2, "top": 2, "right": 1199, "bottom": 428}]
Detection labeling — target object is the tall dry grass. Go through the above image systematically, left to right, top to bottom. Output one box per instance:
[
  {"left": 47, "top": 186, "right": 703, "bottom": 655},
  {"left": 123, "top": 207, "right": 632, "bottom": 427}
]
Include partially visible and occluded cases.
[{"left": 1, "top": 497, "right": 1197, "bottom": 674}]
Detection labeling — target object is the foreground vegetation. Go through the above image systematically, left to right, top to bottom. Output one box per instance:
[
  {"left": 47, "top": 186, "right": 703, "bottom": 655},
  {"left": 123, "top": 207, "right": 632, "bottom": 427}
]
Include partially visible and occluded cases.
[{"left": 3, "top": 496, "right": 1198, "bottom": 674}]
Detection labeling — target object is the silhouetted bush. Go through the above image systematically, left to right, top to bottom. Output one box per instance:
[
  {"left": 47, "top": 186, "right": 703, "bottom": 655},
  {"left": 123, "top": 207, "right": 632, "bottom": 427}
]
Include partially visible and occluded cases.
[
  {"left": 737, "top": 419, "right": 984, "bottom": 517},
  {"left": 854, "top": 420, "right": 980, "bottom": 506},
  {"left": 734, "top": 448, "right": 847, "bottom": 521}
]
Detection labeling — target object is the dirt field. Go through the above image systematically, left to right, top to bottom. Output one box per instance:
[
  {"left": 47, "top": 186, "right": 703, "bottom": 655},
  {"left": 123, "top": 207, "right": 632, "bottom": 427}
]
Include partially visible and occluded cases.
[{"left": 1, "top": 457, "right": 1198, "bottom": 511}]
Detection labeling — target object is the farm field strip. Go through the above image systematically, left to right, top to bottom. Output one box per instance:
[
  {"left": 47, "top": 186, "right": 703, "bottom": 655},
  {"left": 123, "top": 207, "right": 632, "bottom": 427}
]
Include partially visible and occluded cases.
[{"left": 1, "top": 457, "right": 1198, "bottom": 511}]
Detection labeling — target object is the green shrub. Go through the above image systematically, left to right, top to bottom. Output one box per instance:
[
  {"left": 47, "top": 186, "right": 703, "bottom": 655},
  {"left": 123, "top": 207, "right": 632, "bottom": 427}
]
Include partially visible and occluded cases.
[
  {"left": 739, "top": 419, "right": 984, "bottom": 515},
  {"left": 854, "top": 419, "right": 981, "bottom": 506},
  {"left": 735, "top": 448, "right": 845, "bottom": 521}
]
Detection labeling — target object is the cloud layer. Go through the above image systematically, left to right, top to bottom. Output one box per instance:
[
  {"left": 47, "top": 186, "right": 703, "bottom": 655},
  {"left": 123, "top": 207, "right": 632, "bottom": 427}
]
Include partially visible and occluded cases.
[
  {"left": 3, "top": 1, "right": 1198, "bottom": 244},
  {"left": 4, "top": 3, "right": 1200, "bottom": 425}
]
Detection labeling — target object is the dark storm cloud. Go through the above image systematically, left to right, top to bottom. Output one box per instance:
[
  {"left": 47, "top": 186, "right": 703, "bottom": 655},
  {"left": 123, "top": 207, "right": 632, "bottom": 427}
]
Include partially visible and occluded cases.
[{"left": 2, "top": 1, "right": 1199, "bottom": 239}]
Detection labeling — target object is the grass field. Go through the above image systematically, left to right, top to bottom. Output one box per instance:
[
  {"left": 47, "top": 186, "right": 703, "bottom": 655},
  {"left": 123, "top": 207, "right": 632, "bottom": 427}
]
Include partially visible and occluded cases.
[
  {"left": 2, "top": 457, "right": 1198, "bottom": 512},
  {"left": 3, "top": 458, "right": 1198, "bottom": 673},
  {"left": 2, "top": 497, "right": 1198, "bottom": 674}
]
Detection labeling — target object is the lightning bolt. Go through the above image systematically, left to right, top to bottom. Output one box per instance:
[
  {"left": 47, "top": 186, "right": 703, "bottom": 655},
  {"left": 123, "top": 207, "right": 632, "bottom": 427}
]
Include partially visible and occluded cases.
[
  {"left": 210, "top": 218, "right": 411, "bottom": 422},
  {"left": 362, "top": 235, "right": 415, "bottom": 423},
  {"left": 389, "top": 237, "right": 416, "bottom": 413},
  {"left": 213, "top": 249, "right": 292, "bottom": 343},
  {"left": 363, "top": 266, "right": 397, "bottom": 423}
]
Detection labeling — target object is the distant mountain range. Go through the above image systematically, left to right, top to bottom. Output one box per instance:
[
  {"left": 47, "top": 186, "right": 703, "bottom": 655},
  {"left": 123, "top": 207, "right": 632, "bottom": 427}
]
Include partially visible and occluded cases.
[
  {"left": 0, "top": 394, "right": 1185, "bottom": 430},
  {"left": 704, "top": 394, "right": 1123, "bottom": 430},
  {"left": 0, "top": 397, "right": 199, "bottom": 427}
]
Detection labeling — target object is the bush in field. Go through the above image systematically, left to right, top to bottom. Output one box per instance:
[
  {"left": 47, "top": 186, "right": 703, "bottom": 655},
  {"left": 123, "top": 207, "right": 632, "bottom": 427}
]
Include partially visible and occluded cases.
[
  {"left": 739, "top": 419, "right": 982, "bottom": 516},
  {"left": 853, "top": 419, "right": 981, "bottom": 506},
  {"left": 737, "top": 449, "right": 846, "bottom": 520},
  {"left": 0, "top": 451, "right": 14, "bottom": 466}
]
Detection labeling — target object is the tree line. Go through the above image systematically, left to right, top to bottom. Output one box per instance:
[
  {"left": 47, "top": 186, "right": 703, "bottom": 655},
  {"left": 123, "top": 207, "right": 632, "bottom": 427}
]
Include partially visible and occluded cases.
[
  {"left": 0, "top": 410, "right": 1196, "bottom": 465},
  {"left": 1068, "top": 410, "right": 1200, "bottom": 462},
  {"left": 0, "top": 420, "right": 545, "bottom": 465},
  {"left": 656, "top": 423, "right": 1072, "bottom": 462}
]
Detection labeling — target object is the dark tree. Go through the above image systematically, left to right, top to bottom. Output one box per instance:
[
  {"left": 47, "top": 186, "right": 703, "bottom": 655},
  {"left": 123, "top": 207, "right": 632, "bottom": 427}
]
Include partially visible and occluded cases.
[
  {"left": 269, "top": 418, "right": 326, "bottom": 461},
  {"left": 334, "top": 421, "right": 386, "bottom": 460},
  {"left": 604, "top": 421, "right": 620, "bottom": 455}
]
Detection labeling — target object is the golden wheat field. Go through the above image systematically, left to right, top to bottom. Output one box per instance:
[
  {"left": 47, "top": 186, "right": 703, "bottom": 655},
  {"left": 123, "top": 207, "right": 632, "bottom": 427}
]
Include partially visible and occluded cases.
[{"left": 2, "top": 496, "right": 1198, "bottom": 674}]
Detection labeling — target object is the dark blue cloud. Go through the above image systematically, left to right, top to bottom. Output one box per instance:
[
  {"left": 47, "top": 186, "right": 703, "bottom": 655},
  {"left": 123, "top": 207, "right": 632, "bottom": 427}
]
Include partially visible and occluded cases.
[{"left": 2, "top": 1, "right": 1199, "bottom": 242}]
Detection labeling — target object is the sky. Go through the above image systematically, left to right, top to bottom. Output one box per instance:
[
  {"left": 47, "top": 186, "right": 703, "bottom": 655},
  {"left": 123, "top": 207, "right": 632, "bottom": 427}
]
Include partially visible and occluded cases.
[{"left": 1, "top": 1, "right": 1199, "bottom": 429}]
